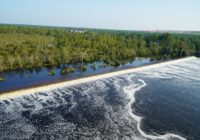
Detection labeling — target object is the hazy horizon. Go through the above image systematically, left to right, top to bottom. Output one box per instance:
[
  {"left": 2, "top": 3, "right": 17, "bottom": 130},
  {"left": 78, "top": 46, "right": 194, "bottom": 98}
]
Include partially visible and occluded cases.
[
  {"left": 0, "top": 0, "right": 200, "bottom": 31},
  {"left": 1, "top": 23, "right": 200, "bottom": 32}
]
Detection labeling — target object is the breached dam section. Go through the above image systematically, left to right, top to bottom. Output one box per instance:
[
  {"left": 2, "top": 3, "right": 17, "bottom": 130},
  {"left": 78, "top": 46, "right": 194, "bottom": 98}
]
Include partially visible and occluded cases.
[{"left": 0, "top": 56, "right": 200, "bottom": 140}]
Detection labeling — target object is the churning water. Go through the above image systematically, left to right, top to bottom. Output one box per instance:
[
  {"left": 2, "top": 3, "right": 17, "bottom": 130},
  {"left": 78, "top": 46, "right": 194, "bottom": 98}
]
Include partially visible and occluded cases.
[{"left": 0, "top": 57, "right": 200, "bottom": 140}]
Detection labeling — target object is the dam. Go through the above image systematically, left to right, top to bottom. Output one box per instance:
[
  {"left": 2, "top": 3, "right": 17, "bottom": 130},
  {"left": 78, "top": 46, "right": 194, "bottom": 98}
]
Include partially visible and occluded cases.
[{"left": 0, "top": 57, "right": 200, "bottom": 140}]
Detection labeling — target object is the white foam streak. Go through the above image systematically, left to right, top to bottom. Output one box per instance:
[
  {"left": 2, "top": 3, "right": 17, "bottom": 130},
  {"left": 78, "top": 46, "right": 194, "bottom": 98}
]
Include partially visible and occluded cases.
[{"left": 123, "top": 76, "right": 187, "bottom": 140}]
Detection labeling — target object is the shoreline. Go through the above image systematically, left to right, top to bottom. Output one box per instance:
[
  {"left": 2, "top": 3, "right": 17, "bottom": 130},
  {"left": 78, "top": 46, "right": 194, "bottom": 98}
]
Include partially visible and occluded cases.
[
  {"left": 0, "top": 56, "right": 196, "bottom": 100},
  {"left": 0, "top": 57, "right": 153, "bottom": 93}
]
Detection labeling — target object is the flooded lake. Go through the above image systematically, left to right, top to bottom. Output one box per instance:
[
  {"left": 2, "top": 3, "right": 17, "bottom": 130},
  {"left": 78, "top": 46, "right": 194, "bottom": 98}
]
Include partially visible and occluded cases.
[{"left": 0, "top": 58, "right": 152, "bottom": 92}]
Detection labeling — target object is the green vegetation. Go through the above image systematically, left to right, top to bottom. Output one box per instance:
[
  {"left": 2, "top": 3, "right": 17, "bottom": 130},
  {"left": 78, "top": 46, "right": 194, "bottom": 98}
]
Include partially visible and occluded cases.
[
  {"left": 0, "top": 24, "right": 200, "bottom": 72},
  {"left": 79, "top": 65, "right": 87, "bottom": 72},
  {"left": 60, "top": 67, "right": 76, "bottom": 75},
  {"left": 48, "top": 70, "right": 55, "bottom": 76},
  {"left": 0, "top": 76, "right": 5, "bottom": 82}
]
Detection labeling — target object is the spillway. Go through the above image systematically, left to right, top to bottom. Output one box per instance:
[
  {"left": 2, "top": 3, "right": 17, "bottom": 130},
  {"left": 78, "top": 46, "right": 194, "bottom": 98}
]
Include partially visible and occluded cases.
[{"left": 0, "top": 56, "right": 199, "bottom": 140}]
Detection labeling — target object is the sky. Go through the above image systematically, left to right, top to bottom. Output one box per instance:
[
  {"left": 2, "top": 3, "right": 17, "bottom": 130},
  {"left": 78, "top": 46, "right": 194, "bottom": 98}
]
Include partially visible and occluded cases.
[{"left": 0, "top": 0, "right": 200, "bottom": 31}]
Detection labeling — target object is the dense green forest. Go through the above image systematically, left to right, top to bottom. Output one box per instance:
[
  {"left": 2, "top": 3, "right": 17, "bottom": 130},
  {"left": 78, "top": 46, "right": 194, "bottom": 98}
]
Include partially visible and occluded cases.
[{"left": 0, "top": 24, "right": 200, "bottom": 72}]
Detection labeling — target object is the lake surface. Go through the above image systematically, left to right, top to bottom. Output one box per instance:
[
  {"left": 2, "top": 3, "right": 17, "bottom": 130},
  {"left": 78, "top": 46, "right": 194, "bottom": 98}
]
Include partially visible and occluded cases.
[
  {"left": 0, "top": 57, "right": 200, "bottom": 140},
  {"left": 0, "top": 58, "right": 153, "bottom": 92}
]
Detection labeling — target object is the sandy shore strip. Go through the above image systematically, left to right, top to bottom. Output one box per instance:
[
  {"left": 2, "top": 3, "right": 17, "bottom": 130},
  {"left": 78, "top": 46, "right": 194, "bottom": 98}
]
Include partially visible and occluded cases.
[{"left": 0, "top": 56, "right": 196, "bottom": 100}]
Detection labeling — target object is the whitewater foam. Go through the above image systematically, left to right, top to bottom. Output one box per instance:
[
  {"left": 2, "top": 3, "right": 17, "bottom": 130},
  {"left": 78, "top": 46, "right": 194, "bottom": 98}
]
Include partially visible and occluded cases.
[{"left": 140, "top": 57, "right": 200, "bottom": 83}]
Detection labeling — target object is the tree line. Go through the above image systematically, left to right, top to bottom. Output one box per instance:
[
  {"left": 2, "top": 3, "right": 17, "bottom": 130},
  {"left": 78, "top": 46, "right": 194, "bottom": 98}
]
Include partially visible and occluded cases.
[{"left": 0, "top": 24, "right": 200, "bottom": 72}]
